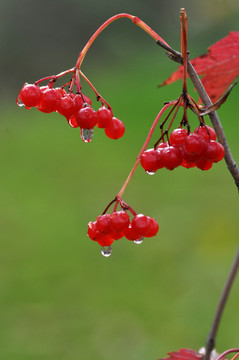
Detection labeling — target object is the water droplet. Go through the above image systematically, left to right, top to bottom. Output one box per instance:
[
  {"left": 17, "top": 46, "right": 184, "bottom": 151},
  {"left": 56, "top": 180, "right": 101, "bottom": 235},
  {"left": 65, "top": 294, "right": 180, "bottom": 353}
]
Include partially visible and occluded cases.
[
  {"left": 16, "top": 98, "right": 25, "bottom": 107},
  {"left": 81, "top": 128, "right": 93, "bottom": 142},
  {"left": 146, "top": 171, "right": 155, "bottom": 175},
  {"left": 134, "top": 237, "right": 144, "bottom": 245},
  {"left": 101, "top": 246, "right": 112, "bottom": 257}
]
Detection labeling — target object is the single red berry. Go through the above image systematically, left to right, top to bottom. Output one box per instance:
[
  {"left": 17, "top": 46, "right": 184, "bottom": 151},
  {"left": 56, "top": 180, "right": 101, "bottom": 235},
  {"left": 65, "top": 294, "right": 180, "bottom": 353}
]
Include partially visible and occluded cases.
[
  {"left": 18, "top": 83, "right": 41, "bottom": 107},
  {"left": 37, "top": 87, "right": 60, "bottom": 113},
  {"left": 71, "top": 93, "right": 84, "bottom": 112},
  {"left": 56, "top": 95, "right": 76, "bottom": 118},
  {"left": 75, "top": 106, "right": 98, "bottom": 129},
  {"left": 97, "top": 106, "right": 113, "bottom": 128},
  {"left": 68, "top": 116, "right": 79, "bottom": 128},
  {"left": 104, "top": 117, "right": 125, "bottom": 139},
  {"left": 194, "top": 125, "right": 216, "bottom": 141},
  {"left": 170, "top": 128, "right": 188, "bottom": 146},
  {"left": 185, "top": 133, "right": 206, "bottom": 155},
  {"left": 203, "top": 140, "right": 225, "bottom": 162},
  {"left": 157, "top": 142, "right": 169, "bottom": 149},
  {"left": 181, "top": 144, "right": 202, "bottom": 164},
  {"left": 161, "top": 146, "right": 183, "bottom": 170},
  {"left": 140, "top": 148, "right": 164, "bottom": 173},
  {"left": 196, "top": 158, "right": 213, "bottom": 170},
  {"left": 181, "top": 159, "right": 196, "bottom": 168},
  {"left": 110, "top": 211, "right": 130, "bottom": 232},
  {"left": 96, "top": 214, "right": 112, "bottom": 234},
  {"left": 131, "top": 214, "right": 151, "bottom": 236},
  {"left": 144, "top": 217, "right": 159, "bottom": 237},
  {"left": 87, "top": 221, "right": 101, "bottom": 241},
  {"left": 124, "top": 223, "right": 142, "bottom": 241},
  {"left": 97, "top": 235, "right": 114, "bottom": 247}
]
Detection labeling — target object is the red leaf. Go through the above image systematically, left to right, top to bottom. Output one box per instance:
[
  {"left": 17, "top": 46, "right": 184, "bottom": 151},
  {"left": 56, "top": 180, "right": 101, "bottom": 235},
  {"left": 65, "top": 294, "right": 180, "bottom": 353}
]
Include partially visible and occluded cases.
[
  {"left": 160, "top": 32, "right": 239, "bottom": 103},
  {"left": 160, "top": 349, "right": 203, "bottom": 360}
]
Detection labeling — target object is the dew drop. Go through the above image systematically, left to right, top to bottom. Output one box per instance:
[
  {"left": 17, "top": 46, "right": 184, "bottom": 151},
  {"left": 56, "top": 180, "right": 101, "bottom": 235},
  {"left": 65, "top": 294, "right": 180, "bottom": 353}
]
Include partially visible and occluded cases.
[
  {"left": 16, "top": 98, "right": 25, "bottom": 107},
  {"left": 81, "top": 128, "right": 94, "bottom": 142},
  {"left": 146, "top": 171, "right": 155, "bottom": 175},
  {"left": 134, "top": 237, "right": 144, "bottom": 245},
  {"left": 101, "top": 246, "right": 112, "bottom": 257}
]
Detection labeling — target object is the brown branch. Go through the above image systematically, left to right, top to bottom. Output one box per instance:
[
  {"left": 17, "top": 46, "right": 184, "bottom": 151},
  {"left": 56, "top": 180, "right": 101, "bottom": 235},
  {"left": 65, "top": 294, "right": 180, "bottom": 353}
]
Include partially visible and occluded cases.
[
  {"left": 156, "top": 40, "right": 239, "bottom": 192},
  {"left": 204, "top": 246, "right": 239, "bottom": 360}
]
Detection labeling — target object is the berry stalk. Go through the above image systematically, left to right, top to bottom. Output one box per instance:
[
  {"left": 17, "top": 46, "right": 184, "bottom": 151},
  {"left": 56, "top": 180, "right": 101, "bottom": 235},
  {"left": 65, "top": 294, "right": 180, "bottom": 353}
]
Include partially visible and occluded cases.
[
  {"left": 75, "top": 13, "right": 169, "bottom": 71},
  {"left": 117, "top": 101, "right": 177, "bottom": 198},
  {"left": 216, "top": 349, "right": 239, "bottom": 360}
]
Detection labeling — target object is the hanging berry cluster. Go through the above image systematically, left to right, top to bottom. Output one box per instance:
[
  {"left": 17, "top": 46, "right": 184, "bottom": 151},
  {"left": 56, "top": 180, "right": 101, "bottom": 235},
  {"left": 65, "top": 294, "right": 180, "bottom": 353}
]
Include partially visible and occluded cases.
[
  {"left": 16, "top": 12, "right": 228, "bottom": 257},
  {"left": 17, "top": 79, "right": 125, "bottom": 142},
  {"left": 87, "top": 198, "right": 159, "bottom": 257}
]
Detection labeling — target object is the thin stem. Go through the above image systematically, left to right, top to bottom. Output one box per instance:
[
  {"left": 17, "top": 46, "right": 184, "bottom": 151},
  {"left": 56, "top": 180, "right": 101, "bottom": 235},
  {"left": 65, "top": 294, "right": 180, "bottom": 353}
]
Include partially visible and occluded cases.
[
  {"left": 180, "top": 8, "right": 188, "bottom": 93},
  {"left": 75, "top": 13, "right": 169, "bottom": 71},
  {"left": 34, "top": 68, "right": 75, "bottom": 85},
  {"left": 79, "top": 71, "right": 112, "bottom": 111},
  {"left": 117, "top": 102, "right": 176, "bottom": 198},
  {"left": 204, "top": 247, "right": 239, "bottom": 360},
  {"left": 216, "top": 349, "right": 239, "bottom": 360},
  {"left": 231, "top": 352, "right": 239, "bottom": 360}
]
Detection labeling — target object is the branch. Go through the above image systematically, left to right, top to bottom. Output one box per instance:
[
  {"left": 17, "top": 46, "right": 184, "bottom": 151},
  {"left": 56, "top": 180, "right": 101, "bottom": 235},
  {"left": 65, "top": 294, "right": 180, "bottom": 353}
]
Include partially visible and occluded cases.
[
  {"left": 156, "top": 40, "right": 239, "bottom": 191},
  {"left": 204, "top": 247, "right": 239, "bottom": 360}
]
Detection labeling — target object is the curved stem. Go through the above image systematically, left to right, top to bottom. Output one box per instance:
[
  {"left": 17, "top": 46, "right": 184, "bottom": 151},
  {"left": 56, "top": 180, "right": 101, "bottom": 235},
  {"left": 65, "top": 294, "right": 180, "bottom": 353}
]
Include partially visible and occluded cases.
[
  {"left": 75, "top": 13, "right": 169, "bottom": 70},
  {"left": 34, "top": 68, "right": 75, "bottom": 85},
  {"left": 117, "top": 102, "right": 176, "bottom": 198},
  {"left": 216, "top": 349, "right": 239, "bottom": 360}
]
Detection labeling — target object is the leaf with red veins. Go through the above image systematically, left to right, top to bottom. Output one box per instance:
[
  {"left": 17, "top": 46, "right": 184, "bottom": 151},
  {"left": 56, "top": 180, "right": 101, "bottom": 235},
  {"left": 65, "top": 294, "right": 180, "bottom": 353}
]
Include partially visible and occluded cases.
[
  {"left": 160, "top": 32, "right": 239, "bottom": 103},
  {"left": 159, "top": 349, "right": 203, "bottom": 360}
]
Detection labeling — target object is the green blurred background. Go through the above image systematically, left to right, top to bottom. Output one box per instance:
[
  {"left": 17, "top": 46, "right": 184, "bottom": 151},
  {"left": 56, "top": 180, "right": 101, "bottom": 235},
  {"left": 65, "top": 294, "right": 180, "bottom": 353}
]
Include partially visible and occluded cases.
[{"left": 0, "top": 1, "right": 239, "bottom": 359}]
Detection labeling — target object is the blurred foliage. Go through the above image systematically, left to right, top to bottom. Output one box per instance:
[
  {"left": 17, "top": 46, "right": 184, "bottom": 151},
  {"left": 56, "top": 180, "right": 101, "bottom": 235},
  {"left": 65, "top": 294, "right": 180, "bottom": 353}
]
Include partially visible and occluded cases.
[{"left": 0, "top": 1, "right": 239, "bottom": 359}]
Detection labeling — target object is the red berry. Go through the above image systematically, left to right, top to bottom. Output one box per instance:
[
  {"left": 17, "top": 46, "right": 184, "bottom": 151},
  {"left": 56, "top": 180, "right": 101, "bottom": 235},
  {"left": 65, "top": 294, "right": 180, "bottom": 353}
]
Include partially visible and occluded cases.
[
  {"left": 18, "top": 84, "right": 41, "bottom": 107},
  {"left": 37, "top": 87, "right": 60, "bottom": 113},
  {"left": 72, "top": 94, "right": 84, "bottom": 111},
  {"left": 82, "top": 94, "right": 92, "bottom": 106},
  {"left": 56, "top": 95, "right": 76, "bottom": 118},
  {"left": 75, "top": 106, "right": 98, "bottom": 129},
  {"left": 97, "top": 106, "right": 113, "bottom": 128},
  {"left": 68, "top": 116, "right": 79, "bottom": 128},
  {"left": 104, "top": 117, "right": 125, "bottom": 139},
  {"left": 194, "top": 125, "right": 216, "bottom": 141},
  {"left": 170, "top": 128, "right": 188, "bottom": 146},
  {"left": 185, "top": 133, "right": 206, "bottom": 155},
  {"left": 203, "top": 140, "right": 225, "bottom": 162},
  {"left": 161, "top": 146, "right": 183, "bottom": 170},
  {"left": 140, "top": 148, "right": 164, "bottom": 173},
  {"left": 196, "top": 158, "right": 213, "bottom": 170},
  {"left": 181, "top": 159, "right": 196, "bottom": 168},
  {"left": 110, "top": 211, "right": 130, "bottom": 232},
  {"left": 96, "top": 214, "right": 112, "bottom": 234},
  {"left": 131, "top": 214, "right": 151, "bottom": 236},
  {"left": 144, "top": 217, "right": 159, "bottom": 237},
  {"left": 87, "top": 221, "right": 101, "bottom": 241},
  {"left": 124, "top": 223, "right": 142, "bottom": 241},
  {"left": 111, "top": 231, "right": 124, "bottom": 240},
  {"left": 97, "top": 235, "right": 114, "bottom": 247}
]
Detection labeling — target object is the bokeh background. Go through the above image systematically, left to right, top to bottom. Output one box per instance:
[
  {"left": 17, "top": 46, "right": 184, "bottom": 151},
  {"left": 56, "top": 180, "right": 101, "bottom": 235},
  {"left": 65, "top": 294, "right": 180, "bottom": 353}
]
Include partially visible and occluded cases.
[{"left": 0, "top": 1, "right": 239, "bottom": 359}]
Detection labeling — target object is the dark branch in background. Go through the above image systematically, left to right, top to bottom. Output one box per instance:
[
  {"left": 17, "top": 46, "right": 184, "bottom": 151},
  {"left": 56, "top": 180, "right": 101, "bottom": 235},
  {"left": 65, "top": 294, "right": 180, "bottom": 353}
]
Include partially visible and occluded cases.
[
  {"left": 156, "top": 40, "right": 239, "bottom": 192},
  {"left": 204, "top": 247, "right": 239, "bottom": 360}
]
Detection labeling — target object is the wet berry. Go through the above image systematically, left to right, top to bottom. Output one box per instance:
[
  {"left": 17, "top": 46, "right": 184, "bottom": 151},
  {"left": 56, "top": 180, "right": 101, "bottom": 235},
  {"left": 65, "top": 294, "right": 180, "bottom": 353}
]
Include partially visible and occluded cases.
[{"left": 104, "top": 117, "right": 125, "bottom": 139}]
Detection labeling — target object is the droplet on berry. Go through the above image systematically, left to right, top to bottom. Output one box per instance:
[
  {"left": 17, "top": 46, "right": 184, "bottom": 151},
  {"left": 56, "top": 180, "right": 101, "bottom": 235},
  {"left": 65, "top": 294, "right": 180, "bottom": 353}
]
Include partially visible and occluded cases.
[
  {"left": 16, "top": 98, "right": 25, "bottom": 107},
  {"left": 81, "top": 128, "right": 94, "bottom": 142},
  {"left": 146, "top": 171, "right": 155, "bottom": 175},
  {"left": 134, "top": 237, "right": 144, "bottom": 245},
  {"left": 101, "top": 246, "right": 112, "bottom": 257}
]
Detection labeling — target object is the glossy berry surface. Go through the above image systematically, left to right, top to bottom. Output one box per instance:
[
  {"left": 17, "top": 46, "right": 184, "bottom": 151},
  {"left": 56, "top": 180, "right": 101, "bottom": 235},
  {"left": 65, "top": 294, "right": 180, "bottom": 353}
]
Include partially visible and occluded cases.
[
  {"left": 19, "top": 84, "right": 41, "bottom": 107},
  {"left": 56, "top": 95, "right": 76, "bottom": 118},
  {"left": 76, "top": 106, "right": 98, "bottom": 129},
  {"left": 97, "top": 106, "right": 113, "bottom": 128},
  {"left": 104, "top": 117, "right": 125, "bottom": 139},
  {"left": 194, "top": 125, "right": 217, "bottom": 141},
  {"left": 170, "top": 128, "right": 188, "bottom": 146},
  {"left": 185, "top": 133, "right": 206, "bottom": 155},
  {"left": 161, "top": 146, "right": 183, "bottom": 170},
  {"left": 140, "top": 148, "right": 164, "bottom": 173},
  {"left": 110, "top": 211, "right": 130, "bottom": 232},
  {"left": 131, "top": 214, "right": 151, "bottom": 236}
]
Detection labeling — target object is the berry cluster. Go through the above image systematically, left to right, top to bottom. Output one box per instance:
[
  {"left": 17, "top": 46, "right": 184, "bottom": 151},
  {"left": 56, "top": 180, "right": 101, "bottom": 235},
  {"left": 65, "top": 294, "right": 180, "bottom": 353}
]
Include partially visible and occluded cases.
[
  {"left": 17, "top": 83, "right": 125, "bottom": 142},
  {"left": 140, "top": 125, "right": 225, "bottom": 173},
  {"left": 87, "top": 207, "right": 159, "bottom": 257}
]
